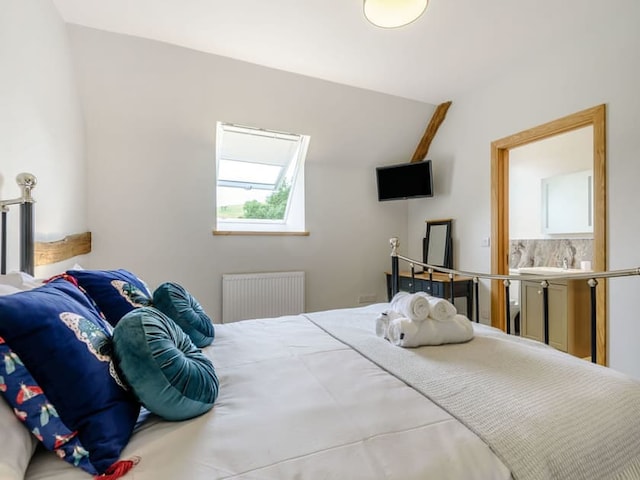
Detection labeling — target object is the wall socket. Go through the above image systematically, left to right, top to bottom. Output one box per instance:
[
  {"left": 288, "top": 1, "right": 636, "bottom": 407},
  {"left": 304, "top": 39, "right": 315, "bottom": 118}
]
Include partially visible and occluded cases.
[{"left": 358, "top": 294, "right": 377, "bottom": 305}]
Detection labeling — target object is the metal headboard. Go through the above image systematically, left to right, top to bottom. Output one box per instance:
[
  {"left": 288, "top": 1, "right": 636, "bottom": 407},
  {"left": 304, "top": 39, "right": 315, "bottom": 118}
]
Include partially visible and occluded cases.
[
  {"left": 0, "top": 173, "right": 37, "bottom": 275},
  {"left": 389, "top": 237, "right": 640, "bottom": 364}
]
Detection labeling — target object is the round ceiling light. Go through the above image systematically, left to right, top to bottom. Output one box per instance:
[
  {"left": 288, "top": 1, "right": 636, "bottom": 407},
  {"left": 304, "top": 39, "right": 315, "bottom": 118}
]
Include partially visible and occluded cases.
[{"left": 363, "top": 0, "right": 429, "bottom": 29}]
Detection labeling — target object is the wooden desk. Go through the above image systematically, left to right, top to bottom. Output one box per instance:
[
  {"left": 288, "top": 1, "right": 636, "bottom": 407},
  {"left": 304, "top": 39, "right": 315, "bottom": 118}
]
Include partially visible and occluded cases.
[{"left": 385, "top": 271, "right": 474, "bottom": 318}]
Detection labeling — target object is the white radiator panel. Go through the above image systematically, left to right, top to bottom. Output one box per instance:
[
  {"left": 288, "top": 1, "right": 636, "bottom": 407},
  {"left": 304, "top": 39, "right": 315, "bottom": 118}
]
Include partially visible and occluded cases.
[{"left": 222, "top": 271, "right": 305, "bottom": 323}]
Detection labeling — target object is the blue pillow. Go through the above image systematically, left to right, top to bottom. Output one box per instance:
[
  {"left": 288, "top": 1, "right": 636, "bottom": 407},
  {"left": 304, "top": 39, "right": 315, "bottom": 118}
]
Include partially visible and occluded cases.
[
  {"left": 67, "top": 269, "right": 152, "bottom": 326},
  {"left": 0, "top": 279, "right": 140, "bottom": 474},
  {"left": 152, "top": 282, "right": 215, "bottom": 347},
  {"left": 113, "top": 307, "right": 219, "bottom": 421},
  {"left": 0, "top": 340, "right": 98, "bottom": 475}
]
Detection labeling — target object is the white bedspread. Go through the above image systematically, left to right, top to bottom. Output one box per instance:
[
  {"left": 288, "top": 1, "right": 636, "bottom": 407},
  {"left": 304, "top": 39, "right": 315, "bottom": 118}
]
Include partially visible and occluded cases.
[
  {"left": 25, "top": 305, "right": 509, "bottom": 480},
  {"left": 307, "top": 307, "right": 640, "bottom": 480}
]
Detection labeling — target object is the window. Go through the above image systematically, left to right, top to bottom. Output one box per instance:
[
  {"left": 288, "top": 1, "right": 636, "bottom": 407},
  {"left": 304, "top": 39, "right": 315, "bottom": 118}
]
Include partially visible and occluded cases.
[{"left": 215, "top": 122, "right": 309, "bottom": 234}]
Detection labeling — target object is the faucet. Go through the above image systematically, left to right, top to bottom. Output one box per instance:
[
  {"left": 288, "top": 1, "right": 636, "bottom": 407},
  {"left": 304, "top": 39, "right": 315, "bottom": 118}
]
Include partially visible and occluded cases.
[{"left": 562, "top": 258, "right": 569, "bottom": 270}]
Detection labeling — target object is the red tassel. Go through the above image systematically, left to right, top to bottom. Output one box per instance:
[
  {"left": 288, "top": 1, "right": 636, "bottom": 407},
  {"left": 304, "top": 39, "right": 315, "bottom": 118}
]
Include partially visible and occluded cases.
[
  {"left": 44, "top": 273, "right": 79, "bottom": 287},
  {"left": 95, "top": 456, "right": 140, "bottom": 480}
]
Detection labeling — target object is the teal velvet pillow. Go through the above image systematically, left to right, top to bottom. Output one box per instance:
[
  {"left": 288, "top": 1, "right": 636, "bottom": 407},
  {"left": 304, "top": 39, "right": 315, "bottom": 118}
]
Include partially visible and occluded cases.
[
  {"left": 152, "top": 282, "right": 214, "bottom": 348},
  {"left": 112, "top": 307, "right": 219, "bottom": 421}
]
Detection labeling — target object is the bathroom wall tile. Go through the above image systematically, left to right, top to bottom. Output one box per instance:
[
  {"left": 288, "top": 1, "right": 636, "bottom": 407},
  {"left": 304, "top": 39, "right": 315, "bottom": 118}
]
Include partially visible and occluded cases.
[{"left": 510, "top": 239, "right": 593, "bottom": 269}]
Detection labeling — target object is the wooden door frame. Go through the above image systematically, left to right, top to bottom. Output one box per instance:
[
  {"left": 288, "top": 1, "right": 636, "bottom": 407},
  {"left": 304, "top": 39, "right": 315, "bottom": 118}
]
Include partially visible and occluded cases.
[{"left": 490, "top": 104, "right": 607, "bottom": 364}]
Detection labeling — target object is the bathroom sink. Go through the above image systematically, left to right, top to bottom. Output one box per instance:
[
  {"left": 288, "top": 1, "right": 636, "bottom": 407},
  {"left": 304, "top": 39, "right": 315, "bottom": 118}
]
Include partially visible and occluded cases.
[{"left": 517, "top": 266, "right": 588, "bottom": 275}]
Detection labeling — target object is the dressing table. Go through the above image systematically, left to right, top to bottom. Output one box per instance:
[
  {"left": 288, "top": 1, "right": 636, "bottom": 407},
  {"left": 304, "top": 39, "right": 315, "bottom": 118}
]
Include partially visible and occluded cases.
[{"left": 385, "top": 219, "right": 475, "bottom": 317}]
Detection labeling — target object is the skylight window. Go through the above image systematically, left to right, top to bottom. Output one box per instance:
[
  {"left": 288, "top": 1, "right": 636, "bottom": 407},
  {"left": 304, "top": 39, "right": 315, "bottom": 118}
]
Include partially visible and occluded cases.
[{"left": 215, "top": 122, "right": 309, "bottom": 234}]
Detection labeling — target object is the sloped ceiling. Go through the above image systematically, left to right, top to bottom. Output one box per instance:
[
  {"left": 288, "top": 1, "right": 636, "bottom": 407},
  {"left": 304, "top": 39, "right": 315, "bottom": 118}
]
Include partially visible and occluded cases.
[{"left": 52, "top": 0, "right": 615, "bottom": 104}]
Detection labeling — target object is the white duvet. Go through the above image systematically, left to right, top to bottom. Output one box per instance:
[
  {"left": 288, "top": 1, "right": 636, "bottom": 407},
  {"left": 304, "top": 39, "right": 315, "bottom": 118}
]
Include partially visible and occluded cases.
[
  {"left": 24, "top": 305, "right": 510, "bottom": 480},
  {"left": 309, "top": 306, "right": 640, "bottom": 480}
]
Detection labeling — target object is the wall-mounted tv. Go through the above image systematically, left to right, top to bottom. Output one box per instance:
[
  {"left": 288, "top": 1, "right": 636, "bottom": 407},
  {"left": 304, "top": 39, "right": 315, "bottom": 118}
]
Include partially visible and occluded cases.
[{"left": 376, "top": 160, "right": 433, "bottom": 201}]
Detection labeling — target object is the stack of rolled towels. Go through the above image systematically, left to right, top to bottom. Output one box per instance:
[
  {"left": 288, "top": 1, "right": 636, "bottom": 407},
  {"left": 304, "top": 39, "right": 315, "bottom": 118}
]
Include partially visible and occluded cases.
[{"left": 376, "top": 291, "right": 474, "bottom": 347}]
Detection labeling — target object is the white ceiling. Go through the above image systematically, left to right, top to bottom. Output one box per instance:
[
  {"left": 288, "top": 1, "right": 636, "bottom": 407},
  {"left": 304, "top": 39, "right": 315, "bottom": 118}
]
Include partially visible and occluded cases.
[{"left": 52, "top": 0, "right": 614, "bottom": 104}]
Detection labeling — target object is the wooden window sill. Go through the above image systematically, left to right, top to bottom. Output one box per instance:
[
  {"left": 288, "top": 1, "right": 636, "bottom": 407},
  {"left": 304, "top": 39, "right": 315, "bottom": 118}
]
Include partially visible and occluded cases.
[{"left": 212, "top": 230, "right": 310, "bottom": 236}]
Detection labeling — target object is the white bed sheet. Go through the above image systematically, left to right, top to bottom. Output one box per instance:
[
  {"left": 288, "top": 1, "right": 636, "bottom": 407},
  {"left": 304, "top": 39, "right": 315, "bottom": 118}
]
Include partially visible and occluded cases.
[
  {"left": 25, "top": 305, "right": 510, "bottom": 480},
  {"left": 309, "top": 306, "right": 640, "bottom": 480}
]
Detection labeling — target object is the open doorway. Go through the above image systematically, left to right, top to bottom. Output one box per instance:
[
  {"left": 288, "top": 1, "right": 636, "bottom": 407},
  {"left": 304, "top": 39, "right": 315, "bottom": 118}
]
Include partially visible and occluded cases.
[{"left": 490, "top": 104, "right": 607, "bottom": 364}]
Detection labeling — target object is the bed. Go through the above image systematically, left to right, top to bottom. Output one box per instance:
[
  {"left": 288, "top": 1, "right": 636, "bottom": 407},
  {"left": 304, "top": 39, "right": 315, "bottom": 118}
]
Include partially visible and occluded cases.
[
  {"left": 2, "top": 177, "right": 640, "bottom": 480},
  {"left": 13, "top": 303, "right": 640, "bottom": 480}
]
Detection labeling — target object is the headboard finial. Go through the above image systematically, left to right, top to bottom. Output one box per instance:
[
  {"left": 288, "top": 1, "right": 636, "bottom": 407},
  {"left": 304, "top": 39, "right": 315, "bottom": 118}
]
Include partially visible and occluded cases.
[
  {"left": 16, "top": 173, "right": 37, "bottom": 203},
  {"left": 390, "top": 237, "right": 399, "bottom": 257}
]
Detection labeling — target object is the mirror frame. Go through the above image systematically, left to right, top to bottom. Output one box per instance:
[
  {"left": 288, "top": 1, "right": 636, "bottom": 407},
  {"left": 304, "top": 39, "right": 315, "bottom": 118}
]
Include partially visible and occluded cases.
[
  {"left": 491, "top": 104, "right": 606, "bottom": 364},
  {"left": 424, "top": 219, "right": 453, "bottom": 269}
]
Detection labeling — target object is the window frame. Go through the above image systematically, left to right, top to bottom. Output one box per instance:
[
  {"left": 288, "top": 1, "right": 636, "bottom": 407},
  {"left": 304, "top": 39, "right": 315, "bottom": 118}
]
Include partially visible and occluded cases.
[{"left": 214, "top": 122, "right": 309, "bottom": 235}]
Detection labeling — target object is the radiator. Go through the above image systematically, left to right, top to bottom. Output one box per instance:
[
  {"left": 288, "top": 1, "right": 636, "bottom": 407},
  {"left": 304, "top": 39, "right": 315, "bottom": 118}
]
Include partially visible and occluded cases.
[{"left": 222, "top": 271, "right": 305, "bottom": 323}]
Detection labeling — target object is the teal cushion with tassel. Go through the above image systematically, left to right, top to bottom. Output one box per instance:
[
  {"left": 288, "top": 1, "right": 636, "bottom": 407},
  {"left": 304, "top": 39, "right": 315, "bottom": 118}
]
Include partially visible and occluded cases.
[{"left": 113, "top": 307, "right": 218, "bottom": 421}]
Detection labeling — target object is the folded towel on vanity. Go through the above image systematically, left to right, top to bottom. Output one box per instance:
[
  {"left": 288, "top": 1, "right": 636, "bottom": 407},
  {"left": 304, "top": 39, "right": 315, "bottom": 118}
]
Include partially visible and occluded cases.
[
  {"left": 389, "top": 292, "right": 430, "bottom": 322},
  {"left": 416, "top": 292, "right": 457, "bottom": 321},
  {"left": 386, "top": 314, "right": 474, "bottom": 348}
]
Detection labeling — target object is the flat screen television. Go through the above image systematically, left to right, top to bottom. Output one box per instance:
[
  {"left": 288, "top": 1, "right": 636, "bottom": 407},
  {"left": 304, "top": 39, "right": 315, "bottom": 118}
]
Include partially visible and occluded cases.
[{"left": 376, "top": 160, "right": 433, "bottom": 201}]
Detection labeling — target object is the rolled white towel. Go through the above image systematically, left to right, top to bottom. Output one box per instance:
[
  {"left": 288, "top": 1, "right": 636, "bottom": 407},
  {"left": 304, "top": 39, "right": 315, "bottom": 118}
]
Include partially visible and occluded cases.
[
  {"left": 390, "top": 292, "right": 430, "bottom": 322},
  {"left": 416, "top": 292, "right": 457, "bottom": 321},
  {"left": 375, "top": 310, "right": 402, "bottom": 339},
  {"left": 390, "top": 314, "right": 474, "bottom": 348},
  {"left": 387, "top": 317, "right": 419, "bottom": 346}
]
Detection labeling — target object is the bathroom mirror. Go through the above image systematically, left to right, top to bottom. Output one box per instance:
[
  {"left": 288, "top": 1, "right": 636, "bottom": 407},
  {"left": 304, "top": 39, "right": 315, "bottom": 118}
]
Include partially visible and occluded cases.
[
  {"left": 541, "top": 169, "right": 593, "bottom": 234},
  {"left": 423, "top": 219, "right": 453, "bottom": 269}
]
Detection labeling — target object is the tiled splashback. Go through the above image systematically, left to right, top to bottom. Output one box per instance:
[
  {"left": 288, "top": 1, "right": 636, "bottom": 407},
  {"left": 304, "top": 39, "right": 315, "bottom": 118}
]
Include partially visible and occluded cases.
[{"left": 509, "top": 239, "right": 593, "bottom": 270}]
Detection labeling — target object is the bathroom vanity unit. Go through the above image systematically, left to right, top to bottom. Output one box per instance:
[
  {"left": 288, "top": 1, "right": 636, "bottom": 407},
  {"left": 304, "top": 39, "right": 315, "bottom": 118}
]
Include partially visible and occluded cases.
[{"left": 518, "top": 268, "right": 591, "bottom": 358}]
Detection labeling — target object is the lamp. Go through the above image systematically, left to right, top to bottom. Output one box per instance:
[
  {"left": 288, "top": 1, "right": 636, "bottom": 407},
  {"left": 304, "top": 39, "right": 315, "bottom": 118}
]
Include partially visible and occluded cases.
[{"left": 363, "top": 0, "right": 429, "bottom": 29}]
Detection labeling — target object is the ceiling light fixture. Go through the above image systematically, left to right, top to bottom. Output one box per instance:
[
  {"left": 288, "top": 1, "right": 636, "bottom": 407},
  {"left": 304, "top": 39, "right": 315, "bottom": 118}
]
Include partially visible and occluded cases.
[{"left": 363, "top": 0, "right": 429, "bottom": 29}]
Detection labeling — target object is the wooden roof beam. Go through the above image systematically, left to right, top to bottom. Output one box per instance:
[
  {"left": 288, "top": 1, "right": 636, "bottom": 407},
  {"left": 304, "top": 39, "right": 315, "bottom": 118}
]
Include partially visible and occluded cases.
[{"left": 410, "top": 101, "right": 452, "bottom": 163}]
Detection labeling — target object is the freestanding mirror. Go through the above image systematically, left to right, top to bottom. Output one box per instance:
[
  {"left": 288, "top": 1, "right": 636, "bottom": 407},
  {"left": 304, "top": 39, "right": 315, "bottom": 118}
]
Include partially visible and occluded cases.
[{"left": 424, "top": 219, "right": 453, "bottom": 269}]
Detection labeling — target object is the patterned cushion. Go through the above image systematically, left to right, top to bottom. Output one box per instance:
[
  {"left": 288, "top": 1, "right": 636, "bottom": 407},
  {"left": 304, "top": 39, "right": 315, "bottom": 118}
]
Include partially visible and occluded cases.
[
  {"left": 66, "top": 269, "right": 152, "bottom": 326},
  {"left": 0, "top": 279, "right": 140, "bottom": 474},
  {"left": 152, "top": 282, "right": 215, "bottom": 347},
  {"left": 113, "top": 307, "right": 219, "bottom": 421},
  {"left": 0, "top": 340, "right": 97, "bottom": 475}
]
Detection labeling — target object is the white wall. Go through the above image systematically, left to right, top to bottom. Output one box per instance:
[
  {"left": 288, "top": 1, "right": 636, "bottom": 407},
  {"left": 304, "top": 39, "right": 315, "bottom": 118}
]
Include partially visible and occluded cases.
[
  {"left": 0, "top": 0, "right": 88, "bottom": 277},
  {"left": 409, "top": 4, "right": 640, "bottom": 377},
  {"left": 67, "top": 26, "right": 434, "bottom": 320}
]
